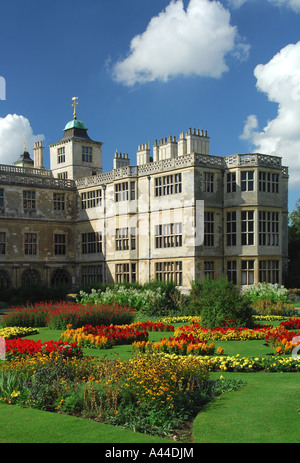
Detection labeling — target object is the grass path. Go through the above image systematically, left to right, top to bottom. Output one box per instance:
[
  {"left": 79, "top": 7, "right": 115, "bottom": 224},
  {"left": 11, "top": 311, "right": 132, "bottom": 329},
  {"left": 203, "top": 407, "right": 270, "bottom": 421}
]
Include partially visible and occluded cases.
[
  {"left": 194, "top": 372, "right": 300, "bottom": 443},
  {"left": 0, "top": 403, "right": 173, "bottom": 444}
]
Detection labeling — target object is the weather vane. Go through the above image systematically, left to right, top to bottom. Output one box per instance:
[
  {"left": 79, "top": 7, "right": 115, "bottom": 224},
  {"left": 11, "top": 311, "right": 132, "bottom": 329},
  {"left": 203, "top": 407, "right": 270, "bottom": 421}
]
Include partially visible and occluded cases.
[{"left": 72, "top": 96, "right": 78, "bottom": 119}]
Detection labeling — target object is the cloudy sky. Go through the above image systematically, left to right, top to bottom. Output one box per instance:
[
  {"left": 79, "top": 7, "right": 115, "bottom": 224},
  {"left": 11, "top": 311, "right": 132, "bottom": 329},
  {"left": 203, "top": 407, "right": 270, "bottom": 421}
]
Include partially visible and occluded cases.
[{"left": 0, "top": 0, "right": 300, "bottom": 211}]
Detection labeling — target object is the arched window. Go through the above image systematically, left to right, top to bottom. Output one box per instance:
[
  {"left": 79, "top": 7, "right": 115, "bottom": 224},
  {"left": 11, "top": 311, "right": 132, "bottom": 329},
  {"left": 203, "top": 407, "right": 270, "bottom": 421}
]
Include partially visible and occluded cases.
[
  {"left": 22, "top": 269, "right": 41, "bottom": 287},
  {"left": 51, "top": 269, "right": 71, "bottom": 287},
  {"left": 0, "top": 270, "right": 11, "bottom": 289}
]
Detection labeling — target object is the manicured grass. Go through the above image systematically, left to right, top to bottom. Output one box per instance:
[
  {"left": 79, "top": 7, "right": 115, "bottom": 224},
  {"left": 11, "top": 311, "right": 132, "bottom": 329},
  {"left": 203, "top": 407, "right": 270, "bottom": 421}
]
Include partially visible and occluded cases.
[
  {"left": 1, "top": 319, "right": 299, "bottom": 443},
  {"left": 194, "top": 372, "right": 300, "bottom": 443},
  {"left": 0, "top": 403, "right": 173, "bottom": 444}
]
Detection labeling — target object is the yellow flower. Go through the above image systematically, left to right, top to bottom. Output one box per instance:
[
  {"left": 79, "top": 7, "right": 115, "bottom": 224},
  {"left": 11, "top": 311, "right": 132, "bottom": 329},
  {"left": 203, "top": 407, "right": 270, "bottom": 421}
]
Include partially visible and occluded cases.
[{"left": 11, "top": 390, "right": 20, "bottom": 398}]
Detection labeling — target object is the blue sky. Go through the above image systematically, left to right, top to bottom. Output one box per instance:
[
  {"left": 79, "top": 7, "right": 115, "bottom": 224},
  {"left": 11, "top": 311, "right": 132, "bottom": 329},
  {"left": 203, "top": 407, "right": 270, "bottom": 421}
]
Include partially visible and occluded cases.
[{"left": 0, "top": 0, "right": 300, "bottom": 212}]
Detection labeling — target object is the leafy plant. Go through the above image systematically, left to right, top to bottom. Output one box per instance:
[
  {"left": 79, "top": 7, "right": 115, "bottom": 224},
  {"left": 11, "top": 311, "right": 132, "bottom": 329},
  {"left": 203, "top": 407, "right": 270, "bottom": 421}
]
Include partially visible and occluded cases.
[{"left": 190, "top": 277, "right": 254, "bottom": 329}]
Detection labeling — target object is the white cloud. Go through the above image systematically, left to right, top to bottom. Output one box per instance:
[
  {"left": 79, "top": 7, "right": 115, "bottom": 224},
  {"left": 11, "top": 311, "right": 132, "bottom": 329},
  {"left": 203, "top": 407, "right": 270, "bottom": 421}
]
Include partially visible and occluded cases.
[
  {"left": 112, "top": 0, "right": 249, "bottom": 86},
  {"left": 225, "top": 0, "right": 248, "bottom": 8},
  {"left": 226, "top": 0, "right": 300, "bottom": 12},
  {"left": 268, "top": 0, "right": 300, "bottom": 12},
  {"left": 240, "top": 42, "right": 300, "bottom": 188},
  {"left": 0, "top": 114, "right": 45, "bottom": 166},
  {"left": 240, "top": 114, "right": 259, "bottom": 140}
]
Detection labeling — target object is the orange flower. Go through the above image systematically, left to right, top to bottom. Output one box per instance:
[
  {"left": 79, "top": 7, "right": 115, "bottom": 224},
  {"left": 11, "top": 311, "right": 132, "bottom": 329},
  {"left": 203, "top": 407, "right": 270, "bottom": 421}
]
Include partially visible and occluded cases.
[{"left": 276, "top": 346, "right": 283, "bottom": 354}]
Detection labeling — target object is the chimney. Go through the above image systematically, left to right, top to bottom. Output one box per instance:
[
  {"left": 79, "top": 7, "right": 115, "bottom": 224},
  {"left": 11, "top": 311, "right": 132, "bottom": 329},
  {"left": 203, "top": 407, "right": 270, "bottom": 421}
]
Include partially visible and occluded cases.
[{"left": 34, "top": 141, "right": 44, "bottom": 169}]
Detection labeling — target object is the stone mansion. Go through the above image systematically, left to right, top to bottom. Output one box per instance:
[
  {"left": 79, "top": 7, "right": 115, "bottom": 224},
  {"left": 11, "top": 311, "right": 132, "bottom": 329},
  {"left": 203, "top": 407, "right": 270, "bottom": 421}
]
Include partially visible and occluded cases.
[{"left": 0, "top": 101, "right": 289, "bottom": 290}]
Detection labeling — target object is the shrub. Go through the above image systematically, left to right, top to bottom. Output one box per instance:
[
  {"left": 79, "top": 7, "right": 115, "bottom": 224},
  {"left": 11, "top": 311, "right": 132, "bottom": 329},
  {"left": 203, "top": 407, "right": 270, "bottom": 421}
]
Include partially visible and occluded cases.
[
  {"left": 190, "top": 277, "right": 254, "bottom": 329},
  {"left": 78, "top": 281, "right": 180, "bottom": 317},
  {"left": 0, "top": 283, "right": 69, "bottom": 306},
  {"left": 243, "top": 283, "right": 289, "bottom": 304},
  {"left": 287, "top": 288, "right": 300, "bottom": 302},
  {"left": 251, "top": 298, "right": 296, "bottom": 317},
  {"left": 0, "top": 301, "right": 135, "bottom": 329},
  {"left": 28, "top": 360, "right": 76, "bottom": 411}
]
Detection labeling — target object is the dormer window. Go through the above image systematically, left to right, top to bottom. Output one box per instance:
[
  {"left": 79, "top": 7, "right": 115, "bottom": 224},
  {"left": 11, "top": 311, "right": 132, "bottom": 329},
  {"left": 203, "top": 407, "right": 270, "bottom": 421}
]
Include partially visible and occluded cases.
[{"left": 82, "top": 146, "right": 92, "bottom": 163}]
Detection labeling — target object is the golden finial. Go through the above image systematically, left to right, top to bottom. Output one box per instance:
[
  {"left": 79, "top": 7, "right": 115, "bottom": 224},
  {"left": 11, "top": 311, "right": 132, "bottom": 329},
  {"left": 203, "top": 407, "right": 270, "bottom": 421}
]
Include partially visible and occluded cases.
[
  {"left": 72, "top": 96, "right": 78, "bottom": 119},
  {"left": 24, "top": 135, "right": 26, "bottom": 152}
]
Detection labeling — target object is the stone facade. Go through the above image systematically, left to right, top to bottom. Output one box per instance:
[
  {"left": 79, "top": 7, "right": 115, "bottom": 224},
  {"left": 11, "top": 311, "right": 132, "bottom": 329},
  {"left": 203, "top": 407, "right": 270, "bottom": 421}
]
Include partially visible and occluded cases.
[{"left": 0, "top": 117, "right": 289, "bottom": 290}]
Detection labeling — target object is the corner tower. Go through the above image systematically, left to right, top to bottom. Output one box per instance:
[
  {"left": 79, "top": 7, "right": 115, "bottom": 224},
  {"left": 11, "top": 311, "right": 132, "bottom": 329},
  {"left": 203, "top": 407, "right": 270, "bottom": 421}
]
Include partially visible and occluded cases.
[{"left": 49, "top": 97, "right": 103, "bottom": 180}]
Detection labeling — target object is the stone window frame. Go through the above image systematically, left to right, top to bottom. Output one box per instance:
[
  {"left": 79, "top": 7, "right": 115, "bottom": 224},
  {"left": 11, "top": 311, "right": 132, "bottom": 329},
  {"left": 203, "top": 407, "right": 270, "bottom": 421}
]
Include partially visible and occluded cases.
[
  {"left": 82, "top": 146, "right": 93, "bottom": 163},
  {"left": 57, "top": 147, "right": 65, "bottom": 164},
  {"left": 241, "top": 170, "right": 254, "bottom": 192},
  {"left": 203, "top": 172, "right": 214, "bottom": 193},
  {"left": 226, "top": 172, "right": 236, "bottom": 193},
  {"left": 258, "top": 172, "right": 279, "bottom": 194},
  {"left": 154, "top": 173, "right": 182, "bottom": 197},
  {"left": 0, "top": 188, "right": 4, "bottom": 209},
  {"left": 81, "top": 189, "right": 102, "bottom": 209},
  {"left": 23, "top": 190, "right": 36, "bottom": 210},
  {"left": 53, "top": 192, "right": 66, "bottom": 211},
  {"left": 241, "top": 210, "right": 254, "bottom": 246},
  {"left": 204, "top": 211, "right": 214, "bottom": 247},
  {"left": 226, "top": 211, "right": 237, "bottom": 246},
  {"left": 258, "top": 211, "right": 279, "bottom": 246},
  {"left": 155, "top": 222, "right": 182, "bottom": 249},
  {"left": 115, "top": 227, "right": 136, "bottom": 251},
  {"left": 0, "top": 232, "right": 6, "bottom": 255},
  {"left": 24, "top": 232, "right": 37, "bottom": 255},
  {"left": 81, "top": 232, "right": 102, "bottom": 254},
  {"left": 54, "top": 233, "right": 66, "bottom": 256},
  {"left": 259, "top": 259, "right": 279, "bottom": 284},
  {"left": 204, "top": 260, "right": 214, "bottom": 279},
  {"left": 227, "top": 260, "right": 237, "bottom": 285},
  {"left": 241, "top": 260, "right": 254, "bottom": 285},
  {"left": 155, "top": 261, "right": 182, "bottom": 286},
  {"left": 115, "top": 262, "right": 137, "bottom": 283},
  {"left": 81, "top": 264, "right": 103, "bottom": 286},
  {"left": 0, "top": 270, "right": 10, "bottom": 289}
]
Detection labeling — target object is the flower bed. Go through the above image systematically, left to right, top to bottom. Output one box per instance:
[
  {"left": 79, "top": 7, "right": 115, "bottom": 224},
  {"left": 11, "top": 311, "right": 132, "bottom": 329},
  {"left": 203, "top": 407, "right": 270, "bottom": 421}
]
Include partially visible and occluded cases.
[
  {"left": 0, "top": 301, "right": 135, "bottom": 329},
  {"left": 159, "top": 316, "right": 202, "bottom": 324},
  {"left": 280, "top": 317, "right": 300, "bottom": 330},
  {"left": 60, "top": 321, "right": 173, "bottom": 349},
  {"left": 127, "top": 321, "right": 174, "bottom": 332},
  {"left": 60, "top": 324, "right": 149, "bottom": 349},
  {"left": 174, "top": 324, "right": 271, "bottom": 341},
  {"left": 265, "top": 326, "right": 300, "bottom": 354},
  {"left": 0, "top": 327, "right": 39, "bottom": 340},
  {"left": 132, "top": 333, "right": 220, "bottom": 356},
  {"left": 4, "top": 338, "right": 83, "bottom": 361},
  {"left": 0, "top": 352, "right": 226, "bottom": 436},
  {"left": 158, "top": 353, "right": 300, "bottom": 372}
]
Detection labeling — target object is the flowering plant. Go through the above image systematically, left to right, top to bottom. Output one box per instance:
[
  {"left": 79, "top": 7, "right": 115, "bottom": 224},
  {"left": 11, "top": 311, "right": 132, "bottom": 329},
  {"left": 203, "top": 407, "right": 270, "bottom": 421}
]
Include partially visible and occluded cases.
[
  {"left": 242, "top": 283, "right": 289, "bottom": 303},
  {"left": 279, "top": 317, "right": 300, "bottom": 330},
  {"left": 60, "top": 323, "right": 149, "bottom": 349},
  {"left": 174, "top": 324, "right": 271, "bottom": 341},
  {"left": 0, "top": 326, "right": 39, "bottom": 339},
  {"left": 265, "top": 326, "right": 300, "bottom": 354},
  {"left": 132, "top": 333, "right": 217, "bottom": 356},
  {"left": 4, "top": 338, "right": 82, "bottom": 360}
]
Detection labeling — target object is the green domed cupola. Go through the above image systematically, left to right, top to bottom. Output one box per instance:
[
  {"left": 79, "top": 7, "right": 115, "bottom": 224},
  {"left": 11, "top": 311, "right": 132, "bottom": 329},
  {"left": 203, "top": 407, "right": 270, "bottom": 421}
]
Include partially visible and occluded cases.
[
  {"left": 61, "top": 97, "right": 91, "bottom": 141},
  {"left": 64, "top": 119, "right": 88, "bottom": 131}
]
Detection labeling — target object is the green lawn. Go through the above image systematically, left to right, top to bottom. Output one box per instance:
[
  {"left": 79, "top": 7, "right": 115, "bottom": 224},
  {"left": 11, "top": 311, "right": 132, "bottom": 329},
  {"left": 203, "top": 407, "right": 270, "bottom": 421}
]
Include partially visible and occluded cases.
[
  {"left": 1, "top": 320, "right": 299, "bottom": 443},
  {"left": 0, "top": 402, "right": 173, "bottom": 444}
]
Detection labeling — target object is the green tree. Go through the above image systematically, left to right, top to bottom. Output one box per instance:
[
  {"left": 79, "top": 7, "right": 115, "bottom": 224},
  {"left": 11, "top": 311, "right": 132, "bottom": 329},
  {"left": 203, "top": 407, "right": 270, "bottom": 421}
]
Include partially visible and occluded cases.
[
  {"left": 287, "top": 199, "right": 300, "bottom": 287},
  {"left": 190, "top": 277, "right": 254, "bottom": 329}
]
